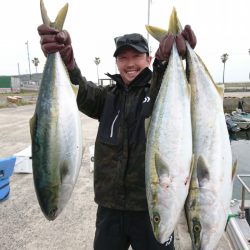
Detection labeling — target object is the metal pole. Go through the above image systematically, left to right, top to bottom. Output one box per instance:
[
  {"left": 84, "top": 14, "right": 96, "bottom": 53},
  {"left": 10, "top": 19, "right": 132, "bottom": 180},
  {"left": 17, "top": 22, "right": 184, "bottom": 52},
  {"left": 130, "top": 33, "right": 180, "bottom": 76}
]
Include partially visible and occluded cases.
[
  {"left": 147, "top": 0, "right": 151, "bottom": 43},
  {"left": 147, "top": 0, "right": 153, "bottom": 54},
  {"left": 25, "top": 41, "right": 32, "bottom": 80},
  {"left": 248, "top": 49, "right": 250, "bottom": 80},
  {"left": 94, "top": 57, "right": 100, "bottom": 85},
  {"left": 222, "top": 62, "right": 225, "bottom": 84},
  {"left": 17, "top": 63, "right": 20, "bottom": 76},
  {"left": 96, "top": 65, "right": 99, "bottom": 85}
]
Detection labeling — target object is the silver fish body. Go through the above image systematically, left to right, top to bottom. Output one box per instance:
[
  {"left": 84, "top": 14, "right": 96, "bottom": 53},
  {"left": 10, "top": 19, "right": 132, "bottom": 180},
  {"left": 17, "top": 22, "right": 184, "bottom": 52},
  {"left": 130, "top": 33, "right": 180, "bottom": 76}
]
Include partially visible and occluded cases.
[
  {"left": 145, "top": 43, "right": 193, "bottom": 243},
  {"left": 185, "top": 43, "right": 233, "bottom": 249},
  {"left": 30, "top": 51, "right": 83, "bottom": 220}
]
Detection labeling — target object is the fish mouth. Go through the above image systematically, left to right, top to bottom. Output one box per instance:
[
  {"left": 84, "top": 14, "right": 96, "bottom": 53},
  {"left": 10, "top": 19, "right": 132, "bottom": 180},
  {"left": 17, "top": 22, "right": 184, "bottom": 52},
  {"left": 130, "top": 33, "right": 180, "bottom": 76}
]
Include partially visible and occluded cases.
[
  {"left": 43, "top": 207, "right": 59, "bottom": 221},
  {"left": 157, "top": 228, "right": 173, "bottom": 245},
  {"left": 192, "top": 242, "right": 201, "bottom": 250}
]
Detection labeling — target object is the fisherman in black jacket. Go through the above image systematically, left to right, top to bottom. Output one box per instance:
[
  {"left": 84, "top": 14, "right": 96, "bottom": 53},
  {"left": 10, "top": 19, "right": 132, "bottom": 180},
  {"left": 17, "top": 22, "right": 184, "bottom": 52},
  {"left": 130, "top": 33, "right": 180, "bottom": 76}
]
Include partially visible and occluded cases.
[{"left": 38, "top": 24, "right": 196, "bottom": 250}]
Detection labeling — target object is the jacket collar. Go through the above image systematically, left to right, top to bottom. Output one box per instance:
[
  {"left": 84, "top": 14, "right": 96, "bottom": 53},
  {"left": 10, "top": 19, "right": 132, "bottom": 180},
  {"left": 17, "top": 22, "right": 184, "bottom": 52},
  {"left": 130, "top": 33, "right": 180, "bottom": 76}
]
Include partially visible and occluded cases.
[{"left": 106, "top": 67, "right": 152, "bottom": 89}]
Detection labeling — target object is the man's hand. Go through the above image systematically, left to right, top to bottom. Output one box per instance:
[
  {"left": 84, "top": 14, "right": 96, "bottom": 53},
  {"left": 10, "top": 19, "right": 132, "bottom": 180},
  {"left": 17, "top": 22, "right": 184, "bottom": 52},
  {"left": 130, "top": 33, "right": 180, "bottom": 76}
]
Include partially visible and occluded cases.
[
  {"left": 38, "top": 24, "right": 75, "bottom": 71},
  {"left": 155, "top": 25, "right": 197, "bottom": 61},
  {"left": 155, "top": 33, "right": 175, "bottom": 62}
]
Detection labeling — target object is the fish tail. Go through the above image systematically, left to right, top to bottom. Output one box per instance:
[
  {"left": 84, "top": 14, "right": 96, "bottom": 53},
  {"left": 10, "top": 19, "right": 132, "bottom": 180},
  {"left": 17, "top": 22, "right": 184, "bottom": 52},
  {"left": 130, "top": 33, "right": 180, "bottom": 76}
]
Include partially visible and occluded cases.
[
  {"left": 40, "top": 0, "right": 68, "bottom": 30},
  {"left": 54, "top": 2, "right": 68, "bottom": 30},
  {"left": 145, "top": 7, "right": 182, "bottom": 42},
  {"left": 168, "top": 7, "right": 182, "bottom": 35},
  {"left": 145, "top": 25, "right": 168, "bottom": 42}
]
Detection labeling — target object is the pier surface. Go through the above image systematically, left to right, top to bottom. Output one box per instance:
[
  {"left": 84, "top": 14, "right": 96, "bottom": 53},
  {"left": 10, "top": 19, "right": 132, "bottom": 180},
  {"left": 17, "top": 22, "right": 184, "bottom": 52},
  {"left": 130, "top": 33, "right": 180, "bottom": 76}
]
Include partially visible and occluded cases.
[{"left": 0, "top": 104, "right": 233, "bottom": 249}]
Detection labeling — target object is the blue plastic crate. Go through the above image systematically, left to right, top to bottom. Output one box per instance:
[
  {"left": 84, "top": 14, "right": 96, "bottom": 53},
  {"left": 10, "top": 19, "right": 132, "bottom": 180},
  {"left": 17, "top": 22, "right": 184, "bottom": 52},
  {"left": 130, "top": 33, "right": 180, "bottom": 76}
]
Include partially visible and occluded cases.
[
  {"left": 0, "top": 156, "right": 16, "bottom": 202},
  {"left": 0, "top": 178, "right": 10, "bottom": 201}
]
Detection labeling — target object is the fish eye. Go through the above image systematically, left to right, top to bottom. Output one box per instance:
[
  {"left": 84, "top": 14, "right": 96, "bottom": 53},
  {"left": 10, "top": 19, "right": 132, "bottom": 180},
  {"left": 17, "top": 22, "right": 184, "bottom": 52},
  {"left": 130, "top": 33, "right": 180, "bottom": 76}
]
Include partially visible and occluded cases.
[
  {"left": 153, "top": 214, "right": 160, "bottom": 224},
  {"left": 192, "top": 218, "right": 201, "bottom": 233},
  {"left": 193, "top": 224, "right": 201, "bottom": 233}
]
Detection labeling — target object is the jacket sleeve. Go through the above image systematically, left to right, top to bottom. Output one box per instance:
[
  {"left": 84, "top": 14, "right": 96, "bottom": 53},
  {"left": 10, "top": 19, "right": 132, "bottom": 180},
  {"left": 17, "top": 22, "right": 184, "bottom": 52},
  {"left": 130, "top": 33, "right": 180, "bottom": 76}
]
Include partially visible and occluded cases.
[
  {"left": 149, "top": 58, "right": 168, "bottom": 103},
  {"left": 68, "top": 64, "right": 107, "bottom": 120}
]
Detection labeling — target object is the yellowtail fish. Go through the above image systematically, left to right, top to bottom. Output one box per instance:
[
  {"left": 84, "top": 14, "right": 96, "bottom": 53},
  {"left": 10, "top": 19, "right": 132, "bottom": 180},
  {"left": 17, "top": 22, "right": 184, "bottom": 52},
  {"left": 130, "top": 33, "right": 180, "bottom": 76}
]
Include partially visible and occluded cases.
[
  {"left": 30, "top": 0, "right": 83, "bottom": 221},
  {"left": 145, "top": 8, "right": 193, "bottom": 244},
  {"left": 146, "top": 8, "right": 236, "bottom": 249},
  {"left": 185, "top": 42, "right": 236, "bottom": 250}
]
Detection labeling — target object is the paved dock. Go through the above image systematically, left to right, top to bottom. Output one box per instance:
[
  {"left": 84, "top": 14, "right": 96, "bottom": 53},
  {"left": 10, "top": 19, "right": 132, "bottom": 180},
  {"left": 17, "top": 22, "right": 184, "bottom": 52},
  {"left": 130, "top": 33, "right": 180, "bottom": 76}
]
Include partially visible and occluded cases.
[{"left": 0, "top": 104, "right": 233, "bottom": 249}]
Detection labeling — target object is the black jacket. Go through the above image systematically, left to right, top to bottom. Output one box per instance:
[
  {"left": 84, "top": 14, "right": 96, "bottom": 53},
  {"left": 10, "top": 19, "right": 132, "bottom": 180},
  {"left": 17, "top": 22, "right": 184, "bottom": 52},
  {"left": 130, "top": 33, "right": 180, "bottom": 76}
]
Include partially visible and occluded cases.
[{"left": 69, "top": 62, "right": 165, "bottom": 211}]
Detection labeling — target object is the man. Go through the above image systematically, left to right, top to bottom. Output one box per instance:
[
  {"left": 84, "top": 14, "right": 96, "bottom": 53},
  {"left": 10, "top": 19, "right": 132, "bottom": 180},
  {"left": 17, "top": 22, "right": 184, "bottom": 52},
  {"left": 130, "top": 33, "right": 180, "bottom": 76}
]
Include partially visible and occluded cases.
[{"left": 38, "top": 25, "right": 196, "bottom": 250}]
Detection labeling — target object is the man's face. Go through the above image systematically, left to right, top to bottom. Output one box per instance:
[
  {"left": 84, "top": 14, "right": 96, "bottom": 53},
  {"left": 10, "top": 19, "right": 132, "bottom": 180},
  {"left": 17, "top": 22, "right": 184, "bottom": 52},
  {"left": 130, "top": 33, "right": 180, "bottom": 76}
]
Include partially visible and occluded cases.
[{"left": 116, "top": 47, "right": 152, "bottom": 85}]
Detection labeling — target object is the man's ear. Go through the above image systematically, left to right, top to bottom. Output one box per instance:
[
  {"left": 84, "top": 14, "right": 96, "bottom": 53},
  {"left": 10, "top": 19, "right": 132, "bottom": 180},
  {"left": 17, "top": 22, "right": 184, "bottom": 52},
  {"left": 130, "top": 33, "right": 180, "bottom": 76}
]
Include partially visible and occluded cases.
[{"left": 147, "top": 55, "right": 153, "bottom": 65}]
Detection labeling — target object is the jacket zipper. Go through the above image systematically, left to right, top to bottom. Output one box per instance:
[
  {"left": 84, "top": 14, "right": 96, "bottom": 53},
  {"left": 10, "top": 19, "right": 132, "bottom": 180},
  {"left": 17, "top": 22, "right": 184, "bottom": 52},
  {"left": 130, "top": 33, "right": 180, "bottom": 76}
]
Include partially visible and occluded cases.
[{"left": 110, "top": 110, "right": 120, "bottom": 138}]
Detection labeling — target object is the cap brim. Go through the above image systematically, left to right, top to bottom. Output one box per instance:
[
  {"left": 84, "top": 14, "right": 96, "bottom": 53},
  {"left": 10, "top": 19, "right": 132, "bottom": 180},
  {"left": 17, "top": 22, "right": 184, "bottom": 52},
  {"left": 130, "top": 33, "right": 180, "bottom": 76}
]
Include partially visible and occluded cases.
[{"left": 113, "top": 44, "right": 148, "bottom": 57}]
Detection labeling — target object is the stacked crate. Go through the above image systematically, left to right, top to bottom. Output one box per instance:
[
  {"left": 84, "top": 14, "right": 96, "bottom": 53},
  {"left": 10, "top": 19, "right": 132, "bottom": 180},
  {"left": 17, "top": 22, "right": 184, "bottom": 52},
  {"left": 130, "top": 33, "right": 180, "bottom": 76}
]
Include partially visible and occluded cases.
[{"left": 0, "top": 156, "right": 16, "bottom": 201}]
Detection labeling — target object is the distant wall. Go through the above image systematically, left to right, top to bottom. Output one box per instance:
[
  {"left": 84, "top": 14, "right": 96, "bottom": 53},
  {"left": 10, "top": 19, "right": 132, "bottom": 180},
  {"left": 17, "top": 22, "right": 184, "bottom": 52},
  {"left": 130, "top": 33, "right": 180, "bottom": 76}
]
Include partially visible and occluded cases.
[
  {"left": 221, "top": 82, "right": 250, "bottom": 113},
  {"left": 224, "top": 82, "right": 250, "bottom": 92},
  {"left": 0, "top": 88, "right": 11, "bottom": 93},
  {"left": 224, "top": 97, "right": 250, "bottom": 113},
  {"left": 241, "top": 97, "right": 250, "bottom": 112}
]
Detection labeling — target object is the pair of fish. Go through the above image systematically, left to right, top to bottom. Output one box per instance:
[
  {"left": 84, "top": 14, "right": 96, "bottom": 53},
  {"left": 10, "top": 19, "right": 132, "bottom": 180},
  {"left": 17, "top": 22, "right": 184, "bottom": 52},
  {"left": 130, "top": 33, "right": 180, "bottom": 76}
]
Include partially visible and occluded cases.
[
  {"left": 30, "top": 0, "right": 83, "bottom": 221},
  {"left": 145, "top": 8, "right": 236, "bottom": 249}
]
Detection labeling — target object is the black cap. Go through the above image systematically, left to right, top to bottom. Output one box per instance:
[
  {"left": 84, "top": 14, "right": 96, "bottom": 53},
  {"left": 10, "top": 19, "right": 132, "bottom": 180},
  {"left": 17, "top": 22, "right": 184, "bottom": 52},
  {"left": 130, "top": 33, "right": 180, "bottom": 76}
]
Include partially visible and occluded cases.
[{"left": 113, "top": 33, "right": 149, "bottom": 57}]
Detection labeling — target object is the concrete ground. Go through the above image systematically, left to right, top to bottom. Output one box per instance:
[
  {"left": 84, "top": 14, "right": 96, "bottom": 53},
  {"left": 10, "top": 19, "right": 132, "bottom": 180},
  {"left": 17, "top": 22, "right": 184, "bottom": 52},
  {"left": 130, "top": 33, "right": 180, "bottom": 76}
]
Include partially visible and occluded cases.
[
  {"left": 0, "top": 104, "right": 232, "bottom": 250},
  {"left": 0, "top": 105, "right": 98, "bottom": 250}
]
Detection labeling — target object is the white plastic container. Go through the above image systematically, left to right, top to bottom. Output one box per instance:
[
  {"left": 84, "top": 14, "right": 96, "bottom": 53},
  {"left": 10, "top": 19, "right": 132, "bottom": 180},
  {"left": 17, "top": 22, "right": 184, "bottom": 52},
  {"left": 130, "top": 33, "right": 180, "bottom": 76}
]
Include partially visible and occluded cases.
[{"left": 14, "top": 146, "right": 32, "bottom": 173}]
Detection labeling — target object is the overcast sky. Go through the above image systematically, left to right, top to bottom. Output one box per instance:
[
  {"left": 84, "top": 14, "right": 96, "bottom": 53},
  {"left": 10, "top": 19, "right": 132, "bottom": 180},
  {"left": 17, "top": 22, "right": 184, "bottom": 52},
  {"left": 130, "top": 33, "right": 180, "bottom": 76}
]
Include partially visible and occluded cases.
[{"left": 0, "top": 0, "right": 249, "bottom": 83}]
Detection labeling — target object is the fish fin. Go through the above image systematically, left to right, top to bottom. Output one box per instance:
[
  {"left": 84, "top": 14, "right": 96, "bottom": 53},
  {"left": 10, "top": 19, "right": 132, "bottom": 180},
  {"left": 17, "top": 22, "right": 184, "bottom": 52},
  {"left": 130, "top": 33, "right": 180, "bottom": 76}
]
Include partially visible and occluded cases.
[
  {"left": 40, "top": 0, "right": 68, "bottom": 30},
  {"left": 145, "top": 7, "right": 183, "bottom": 42},
  {"left": 145, "top": 25, "right": 168, "bottom": 42},
  {"left": 196, "top": 52, "right": 224, "bottom": 100},
  {"left": 185, "top": 55, "right": 191, "bottom": 82},
  {"left": 61, "top": 62, "right": 78, "bottom": 94},
  {"left": 187, "top": 82, "right": 191, "bottom": 98},
  {"left": 70, "top": 83, "right": 79, "bottom": 95},
  {"left": 215, "top": 84, "right": 225, "bottom": 100},
  {"left": 29, "top": 114, "right": 37, "bottom": 138},
  {"left": 144, "top": 117, "right": 151, "bottom": 136},
  {"left": 155, "top": 152, "right": 169, "bottom": 179},
  {"left": 185, "top": 155, "right": 195, "bottom": 187},
  {"left": 188, "top": 155, "right": 195, "bottom": 179},
  {"left": 196, "top": 155, "right": 210, "bottom": 187},
  {"left": 232, "top": 159, "right": 238, "bottom": 181},
  {"left": 60, "top": 160, "right": 69, "bottom": 183}
]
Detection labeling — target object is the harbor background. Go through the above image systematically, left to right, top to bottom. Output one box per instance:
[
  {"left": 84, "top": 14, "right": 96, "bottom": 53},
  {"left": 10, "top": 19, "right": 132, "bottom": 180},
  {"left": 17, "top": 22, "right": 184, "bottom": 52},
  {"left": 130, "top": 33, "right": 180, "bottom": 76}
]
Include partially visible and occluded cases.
[{"left": 0, "top": 89, "right": 249, "bottom": 249}]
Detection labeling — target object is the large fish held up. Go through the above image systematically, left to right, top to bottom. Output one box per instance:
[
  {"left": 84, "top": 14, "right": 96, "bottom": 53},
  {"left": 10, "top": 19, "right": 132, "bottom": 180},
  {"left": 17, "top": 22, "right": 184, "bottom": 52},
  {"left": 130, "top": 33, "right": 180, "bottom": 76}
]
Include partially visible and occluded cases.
[
  {"left": 30, "top": 0, "right": 83, "bottom": 221},
  {"left": 145, "top": 8, "right": 193, "bottom": 244},
  {"left": 146, "top": 8, "right": 236, "bottom": 249},
  {"left": 185, "top": 42, "right": 236, "bottom": 249}
]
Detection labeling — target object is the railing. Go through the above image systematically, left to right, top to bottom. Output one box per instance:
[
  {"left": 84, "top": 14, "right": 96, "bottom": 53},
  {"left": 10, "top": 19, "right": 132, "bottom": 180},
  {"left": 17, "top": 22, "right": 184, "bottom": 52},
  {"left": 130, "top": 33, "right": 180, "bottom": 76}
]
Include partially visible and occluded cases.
[
  {"left": 237, "top": 174, "right": 250, "bottom": 219},
  {"left": 225, "top": 175, "right": 250, "bottom": 249}
]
